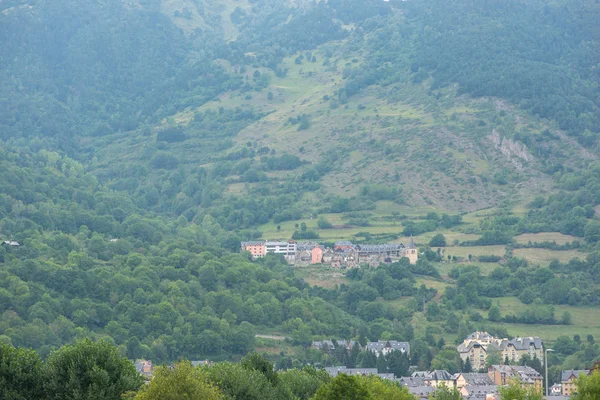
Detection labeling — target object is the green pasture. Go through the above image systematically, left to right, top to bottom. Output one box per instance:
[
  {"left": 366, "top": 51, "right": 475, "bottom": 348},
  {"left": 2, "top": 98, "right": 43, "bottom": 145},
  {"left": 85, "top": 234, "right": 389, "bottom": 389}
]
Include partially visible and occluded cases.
[
  {"left": 514, "top": 232, "right": 579, "bottom": 245},
  {"left": 512, "top": 248, "right": 584, "bottom": 265},
  {"left": 293, "top": 265, "right": 349, "bottom": 289},
  {"left": 492, "top": 297, "right": 600, "bottom": 341}
]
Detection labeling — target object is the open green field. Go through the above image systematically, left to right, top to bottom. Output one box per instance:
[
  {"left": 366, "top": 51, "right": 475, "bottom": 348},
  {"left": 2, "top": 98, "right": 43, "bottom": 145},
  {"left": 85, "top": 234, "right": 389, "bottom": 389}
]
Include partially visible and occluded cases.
[
  {"left": 515, "top": 232, "right": 579, "bottom": 245},
  {"left": 441, "top": 245, "right": 506, "bottom": 259},
  {"left": 513, "top": 248, "right": 584, "bottom": 265},
  {"left": 436, "top": 261, "right": 501, "bottom": 276},
  {"left": 293, "top": 265, "right": 349, "bottom": 289},
  {"left": 415, "top": 277, "right": 453, "bottom": 295},
  {"left": 494, "top": 297, "right": 600, "bottom": 341}
]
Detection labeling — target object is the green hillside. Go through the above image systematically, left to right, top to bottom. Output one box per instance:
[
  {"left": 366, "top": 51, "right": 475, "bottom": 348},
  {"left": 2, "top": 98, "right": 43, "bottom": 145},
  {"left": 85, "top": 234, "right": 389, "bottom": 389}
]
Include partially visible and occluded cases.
[{"left": 0, "top": 0, "right": 599, "bottom": 389}]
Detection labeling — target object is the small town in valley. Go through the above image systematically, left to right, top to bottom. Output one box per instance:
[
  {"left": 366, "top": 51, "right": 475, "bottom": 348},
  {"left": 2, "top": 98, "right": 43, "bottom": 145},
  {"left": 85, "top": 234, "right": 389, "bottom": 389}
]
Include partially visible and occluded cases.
[
  {"left": 240, "top": 238, "right": 419, "bottom": 267},
  {"left": 132, "top": 331, "right": 589, "bottom": 399}
]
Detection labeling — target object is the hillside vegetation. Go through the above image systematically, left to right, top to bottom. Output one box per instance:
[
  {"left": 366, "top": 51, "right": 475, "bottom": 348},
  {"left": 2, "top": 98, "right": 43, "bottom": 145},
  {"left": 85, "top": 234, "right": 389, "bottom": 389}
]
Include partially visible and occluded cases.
[{"left": 0, "top": 0, "right": 599, "bottom": 389}]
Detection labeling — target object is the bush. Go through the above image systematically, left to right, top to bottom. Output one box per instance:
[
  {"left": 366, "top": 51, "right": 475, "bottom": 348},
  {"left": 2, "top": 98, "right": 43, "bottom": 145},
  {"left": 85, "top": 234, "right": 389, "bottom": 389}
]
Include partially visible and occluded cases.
[
  {"left": 150, "top": 152, "right": 179, "bottom": 169},
  {"left": 429, "top": 234, "right": 446, "bottom": 247}
]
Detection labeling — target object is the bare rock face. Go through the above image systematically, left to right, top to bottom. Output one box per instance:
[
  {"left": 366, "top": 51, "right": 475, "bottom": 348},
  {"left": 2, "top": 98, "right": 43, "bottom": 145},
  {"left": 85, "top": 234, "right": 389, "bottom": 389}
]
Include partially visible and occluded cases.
[{"left": 489, "top": 129, "right": 532, "bottom": 170}]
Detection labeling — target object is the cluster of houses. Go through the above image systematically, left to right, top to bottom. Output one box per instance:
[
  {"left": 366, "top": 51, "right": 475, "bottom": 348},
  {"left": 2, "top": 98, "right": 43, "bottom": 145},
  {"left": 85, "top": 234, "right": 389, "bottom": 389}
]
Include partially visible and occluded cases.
[
  {"left": 241, "top": 238, "right": 418, "bottom": 267},
  {"left": 457, "top": 331, "right": 544, "bottom": 371},
  {"left": 314, "top": 332, "right": 591, "bottom": 399},
  {"left": 311, "top": 339, "right": 410, "bottom": 356},
  {"left": 319, "top": 365, "right": 544, "bottom": 399}
]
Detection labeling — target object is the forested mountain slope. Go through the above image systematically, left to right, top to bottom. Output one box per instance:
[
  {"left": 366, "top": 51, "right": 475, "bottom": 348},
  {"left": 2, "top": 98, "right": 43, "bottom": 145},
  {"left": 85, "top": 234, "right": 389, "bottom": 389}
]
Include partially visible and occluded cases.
[{"left": 0, "top": 0, "right": 600, "bottom": 369}]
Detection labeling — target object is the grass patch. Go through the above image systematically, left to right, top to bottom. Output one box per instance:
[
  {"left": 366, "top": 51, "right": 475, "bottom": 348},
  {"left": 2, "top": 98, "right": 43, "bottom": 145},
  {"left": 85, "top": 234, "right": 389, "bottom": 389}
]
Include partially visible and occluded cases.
[
  {"left": 514, "top": 232, "right": 579, "bottom": 245},
  {"left": 442, "top": 245, "right": 506, "bottom": 258},
  {"left": 512, "top": 248, "right": 583, "bottom": 265},
  {"left": 294, "top": 265, "right": 349, "bottom": 289},
  {"left": 415, "top": 278, "right": 453, "bottom": 295},
  {"left": 491, "top": 297, "right": 600, "bottom": 341}
]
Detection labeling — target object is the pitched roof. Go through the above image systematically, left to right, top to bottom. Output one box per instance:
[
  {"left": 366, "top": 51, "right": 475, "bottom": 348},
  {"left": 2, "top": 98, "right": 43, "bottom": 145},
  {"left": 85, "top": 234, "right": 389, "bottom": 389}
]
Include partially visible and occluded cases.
[
  {"left": 408, "top": 235, "right": 416, "bottom": 249},
  {"left": 2, "top": 241, "right": 20, "bottom": 246},
  {"left": 356, "top": 244, "right": 405, "bottom": 252},
  {"left": 466, "top": 331, "right": 494, "bottom": 341},
  {"left": 497, "top": 337, "right": 543, "bottom": 351},
  {"left": 366, "top": 340, "right": 410, "bottom": 353},
  {"left": 457, "top": 341, "right": 487, "bottom": 353},
  {"left": 489, "top": 365, "right": 542, "bottom": 383},
  {"left": 324, "top": 367, "right": 382, "bottom": 377},
  {"left": 561, "top": 369, "right": 589, "bottom": 382},
  {"left": 425, "top": 370, "right": 454, "bottom": 381},
  {"left": 458, "top": 373, "right": 494, "bottom": 386},
  {"left": 399, "top": 376, "right": 426, "bottom": 387},
  {"left": 405, "top": 385, "right": 435, "bottom": 398},
  {"left": 462, "top": 385, "right": 498, "bottom": 395}
]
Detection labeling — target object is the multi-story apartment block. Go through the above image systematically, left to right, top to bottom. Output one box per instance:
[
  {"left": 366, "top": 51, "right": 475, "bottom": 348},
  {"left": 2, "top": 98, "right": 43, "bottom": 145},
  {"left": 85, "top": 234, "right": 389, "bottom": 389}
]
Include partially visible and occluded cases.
[
  {"left": 241, "top": 240, "right": 296, "bottom": 260},
  {"left": 240, "top": 241, "right": 267, "bottom": 258},
  {"left": 457, "top": 332, "right": 543, "bottom": 371},
  {"left": 366, "top": 340, "right": 410, "bottom": 357},
  {"left": 488, "top": 365, "right": 543, "bottom": 392}
]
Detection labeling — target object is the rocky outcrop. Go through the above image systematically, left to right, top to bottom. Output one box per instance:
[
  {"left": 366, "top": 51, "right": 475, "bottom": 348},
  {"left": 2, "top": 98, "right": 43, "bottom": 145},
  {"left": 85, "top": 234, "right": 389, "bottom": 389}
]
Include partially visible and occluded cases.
[{"left": 489, "top": 129, "right": 532, "bottom": 170}]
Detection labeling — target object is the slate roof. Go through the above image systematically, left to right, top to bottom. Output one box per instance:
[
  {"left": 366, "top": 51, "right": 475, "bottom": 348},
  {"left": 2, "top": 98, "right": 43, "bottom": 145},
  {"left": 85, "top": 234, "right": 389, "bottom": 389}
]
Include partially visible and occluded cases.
[
  {"left": 408, "top": 235, "right": 416, "bottom": 249},
  {"left": 241, "top": 241, "right": 264, "bottom": 246},
  {"left": 296, "top": 241, "right": 321, "bottom": 251},
  {"left": 334, "top": 241, "right": 354, "bottom": 246},
  {"left": 356, "top": 244, "right": 405, "bottom": 253},
  {"left": 466, "top": 331, "right": 495, "bottom": 341},
  {"left": 497, "top": 337, "right": 543, "bottom": 351},
  {"left": 312, "top": 340, "right": 335, "bottom": 350},
  {"left": 366, "top": 340, "right": 410, "bottom": 353},
  {"left": 457, "top": 341, "right": 487, "bottom": 353},
  {"left": 490, "top": 365, "right": 542, "bottom": 384},
  {"left": 323, "top": 366, "right": 395, "bottom": 380},
  {"left": 561, "top": 369, "right": 589, "bottom": 382},
  {"left": 425, "top": 370, "right": 454, "bottom": 381},
  {"left": 411, "top": 371, "right": 431, "bottom": 378},
  {"left": 459, "top": 373, "right": 494, "bottom": 386},
  {"left": 399, "top": 376, "right": 426, "bottom": 387},
  {"left": 406, "top": 385, "right": 435, "bottom": 398},
  {"left": 462, "top": 385, "right": 498, "bottom": 395}
]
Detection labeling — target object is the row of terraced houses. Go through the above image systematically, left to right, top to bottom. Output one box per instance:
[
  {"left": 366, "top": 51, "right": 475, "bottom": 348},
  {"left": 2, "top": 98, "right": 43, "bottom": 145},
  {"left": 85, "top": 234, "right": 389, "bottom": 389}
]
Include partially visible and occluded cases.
[{"left": 241, "top": 238, "right": 418, "bottom": 267}]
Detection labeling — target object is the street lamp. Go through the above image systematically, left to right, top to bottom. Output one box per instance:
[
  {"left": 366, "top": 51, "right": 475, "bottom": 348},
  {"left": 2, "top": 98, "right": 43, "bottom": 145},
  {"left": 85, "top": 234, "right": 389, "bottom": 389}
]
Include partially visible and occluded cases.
[{"left": 545, "top": 348, "right": 554, "bottom": 397}]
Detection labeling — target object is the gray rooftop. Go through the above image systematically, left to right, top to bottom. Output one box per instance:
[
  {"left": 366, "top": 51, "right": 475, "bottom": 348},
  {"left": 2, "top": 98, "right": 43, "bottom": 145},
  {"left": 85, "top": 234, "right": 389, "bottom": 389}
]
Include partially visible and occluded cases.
[
  {"left": 497, "top": 337, "right": 543, "bottom": 351},
  {"left": 366, "top": 340, "right": 410, "bottom": 353},
  {"left": 322, "top": 366, "right": 395, "bottom": 381},
  {"left": 561, "top": 369, "right": 589, "bottom": 382},
  {"left": 425, "top": 370, "right": 454, "bottom": 381},
  {"left": 459, "top": 373, "right": 494, "bottom": 386},
  {"left": 406, "top": 385, "right": 435, "bottom": 398}
]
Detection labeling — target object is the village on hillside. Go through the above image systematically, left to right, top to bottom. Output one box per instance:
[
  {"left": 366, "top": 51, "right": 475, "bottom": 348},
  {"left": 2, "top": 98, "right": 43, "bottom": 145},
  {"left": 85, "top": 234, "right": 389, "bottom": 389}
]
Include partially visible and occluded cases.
[{"left": 241, "top": 238, "right": 418, "bottom": 267}]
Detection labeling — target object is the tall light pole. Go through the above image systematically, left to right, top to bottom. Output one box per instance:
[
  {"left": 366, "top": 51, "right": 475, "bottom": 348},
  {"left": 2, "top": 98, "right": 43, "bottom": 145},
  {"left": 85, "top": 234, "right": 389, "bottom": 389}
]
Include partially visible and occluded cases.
[{"left": 545, "top": 348, "right": 554, "bottom": 396}]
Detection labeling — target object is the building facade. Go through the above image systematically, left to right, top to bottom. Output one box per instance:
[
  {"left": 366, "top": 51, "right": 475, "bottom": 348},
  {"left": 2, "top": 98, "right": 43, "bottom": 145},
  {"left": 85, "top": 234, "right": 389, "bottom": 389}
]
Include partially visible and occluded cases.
[
  {"left": 242, "top": 238, "right": 418, "bottom": 266},
  {"left": 457, "top": 332, "right": 543, "bottom": 371},
  {"left": 366, "top": 340, "right": 410, "bottom": 357},
  {"left": 488, "top": 365, "right": 543, "bottom": 392},
  {"left": 561, "top": 370, "right": 589, "bottom": 396}
]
